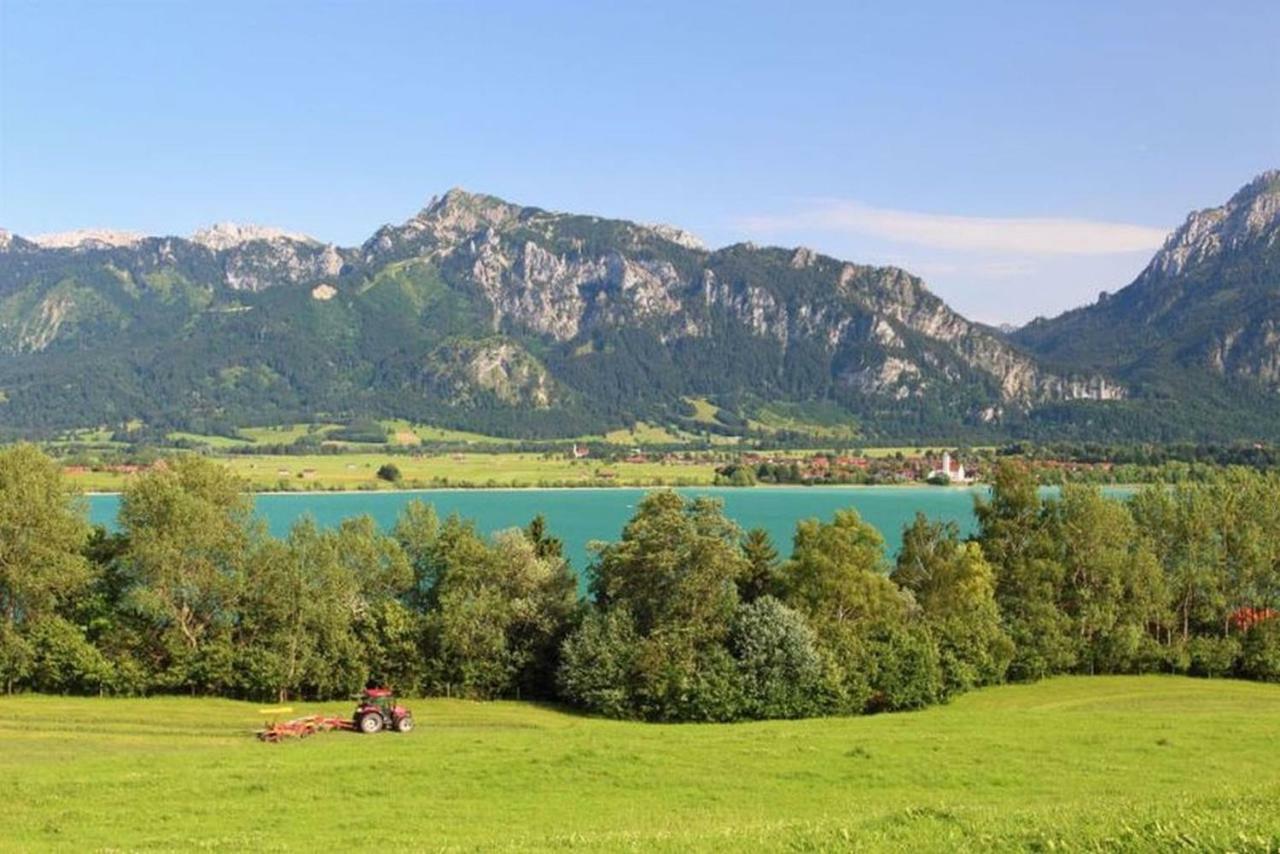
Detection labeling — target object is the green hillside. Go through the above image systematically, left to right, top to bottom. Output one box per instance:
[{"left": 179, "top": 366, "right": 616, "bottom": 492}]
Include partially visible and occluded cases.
[{"left": 3, "top": 676, "right": 1278, "bottom": 851}]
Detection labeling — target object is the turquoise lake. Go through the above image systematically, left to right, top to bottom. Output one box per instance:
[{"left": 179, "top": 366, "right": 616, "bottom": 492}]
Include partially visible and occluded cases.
[{"left": 88, "top": 486, "right": 994, "bottom": 573}]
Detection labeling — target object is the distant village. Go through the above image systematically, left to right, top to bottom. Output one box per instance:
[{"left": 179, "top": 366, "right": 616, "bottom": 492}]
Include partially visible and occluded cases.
[
  {"left": 567, "top": 444, "right": 989, "bottom": 486},
  {"left": 715, "top": 448, "right": 980, "bottom": 486}
]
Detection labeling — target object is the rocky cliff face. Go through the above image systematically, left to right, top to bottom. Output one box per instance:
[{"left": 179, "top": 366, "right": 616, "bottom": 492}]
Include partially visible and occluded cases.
[
  {"left": 357, "top": 190, "right": 1120, "bottom": 412},
  {"left": 186, "top": 223, "right": 347, "bottom": 292},
  {"left": 217, "top": 238, "right": 345, "bottom": 292},
  {"left": 424, "top": 339, "right": 556, "bottom": 408}
]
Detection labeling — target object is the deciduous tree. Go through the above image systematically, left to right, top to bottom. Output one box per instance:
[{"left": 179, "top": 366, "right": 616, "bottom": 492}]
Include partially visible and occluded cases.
[{"left": 0, "top": 444, "right": 91, "bottom": 693}]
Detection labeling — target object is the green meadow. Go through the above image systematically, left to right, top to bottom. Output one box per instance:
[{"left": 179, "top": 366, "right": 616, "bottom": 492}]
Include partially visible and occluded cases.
[
  {"left": 54, "top": 414, "right": 995, "bottom": 492},
  {"left": 65, "top": 451, "right": 723, "bottom": 492},
  {"left": 3, "top": 676, "right": 1279, "bottom": 851}
]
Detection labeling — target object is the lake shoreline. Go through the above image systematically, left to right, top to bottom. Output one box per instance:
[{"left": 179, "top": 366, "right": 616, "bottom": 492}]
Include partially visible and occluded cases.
[
  {"left": 81, "top": 482, "right": 1156, "bottom": 498},
  {"left": 83, "top": 483, "right": 995, "bottom": 497}
]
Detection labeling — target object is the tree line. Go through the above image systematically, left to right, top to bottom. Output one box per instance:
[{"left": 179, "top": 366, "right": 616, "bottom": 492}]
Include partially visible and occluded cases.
[{"left": 1, "top": 445, "right": 1277, "bottom": 718}]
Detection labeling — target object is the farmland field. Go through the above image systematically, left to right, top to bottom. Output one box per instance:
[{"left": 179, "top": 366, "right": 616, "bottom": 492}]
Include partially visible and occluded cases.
[
  {"left": 53, "top": 416, "right": 999, "bottom": 493},
  {"left": 64, "top": 452, "right": 724, "bottom": 492},
  {"left": 3, "top": 676, "right": 1279, "bottom": 851}
]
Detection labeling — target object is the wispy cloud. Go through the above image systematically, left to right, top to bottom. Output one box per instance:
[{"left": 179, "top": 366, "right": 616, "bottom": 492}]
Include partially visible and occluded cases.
[
  {"left": 739, "top": 201, "right": 1169, "bottom": 255},
  {"left": 881, "top": 258, "right": 1037, "bottom": 279}
]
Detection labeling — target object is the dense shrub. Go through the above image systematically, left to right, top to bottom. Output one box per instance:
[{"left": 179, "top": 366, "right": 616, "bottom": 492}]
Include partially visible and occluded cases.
[
  {"left": 329, "top": 419, "right": 390, "bottom": 444},
  {"left": 975, "top": 463, "right": 1075, "bottom": 681},
  {"left": 576, "top": 492, "right": 748, "bottom": 720},
  {"left": 729, "top": 596, "right": 832, "bottom": 719},
  {"left": 362, "top": 599, "right": 426, "bottom": 692},
  {"left": 557, "top": 611, "right": 640, "bottom": 718},
  {"left": 25, "top": 618, "right": 113, "bottom": 694},
  {"left": 1238, "top": 621, "right": 1280, "bottom": 682},
  {"left": 0, "top": 623, "right": 34, "bottom": 695},
  {"left": 863, "top": 625, "right": 943, "bottom": 713},
  {"left": 808, "top": 629, "right": 873, "bottom": 715},
  {"left": 1188, "top": 636, "right": 1241, "bottom": 678},
  {"left": 664, "top": 645, "right": 744, "bottom": 723}
]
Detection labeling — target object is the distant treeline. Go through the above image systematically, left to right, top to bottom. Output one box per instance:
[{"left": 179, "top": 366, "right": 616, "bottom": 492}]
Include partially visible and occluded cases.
[
  {"left": 1001, "top": 441, "right": 1280, "bottom": 467},
  {"left": 1, "top": 446, "right": 1277, "bottom": 718}
]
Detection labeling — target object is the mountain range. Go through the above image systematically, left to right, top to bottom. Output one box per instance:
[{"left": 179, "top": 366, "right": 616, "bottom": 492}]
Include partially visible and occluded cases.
[{"left": 0, "top": 171, "right": 1277, "bottom": 442}]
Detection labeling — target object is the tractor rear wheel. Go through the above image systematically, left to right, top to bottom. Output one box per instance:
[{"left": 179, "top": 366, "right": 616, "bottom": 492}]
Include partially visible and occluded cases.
[
  {"left": 358, "top": 712, "right": 384, "bottom": 734},
  {"left": 394, "top": 714, "right": 414, "bottom": 733}
]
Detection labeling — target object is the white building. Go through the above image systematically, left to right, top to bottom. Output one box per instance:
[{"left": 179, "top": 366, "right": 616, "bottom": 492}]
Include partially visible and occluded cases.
[{"left": 928, "top": 451, "right": 967, "bottom": 483}]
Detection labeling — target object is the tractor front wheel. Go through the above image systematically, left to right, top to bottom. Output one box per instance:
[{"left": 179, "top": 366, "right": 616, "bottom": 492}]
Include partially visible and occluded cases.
[
  {"left": 358, "top": 712, "right": 384, "bottom": 734},
  {"left": 394, "top": 714, "right": 414, "bottom": 733}
]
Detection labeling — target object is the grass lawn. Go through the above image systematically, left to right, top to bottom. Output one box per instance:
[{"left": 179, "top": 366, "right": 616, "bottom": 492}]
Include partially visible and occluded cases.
[
  {"left": 684, "top": 395, "right": 722, "bottom": 425},
  {"left": 749, "top": 406, "right": 860, "bottom": 441},
  {"left": 382, "top": 419, "right": 510, "bottom": 447},
  {"left": 601, "top": 422, "right": 689, "bottom": 445},
  {"left": 237, "top": 423, "right": 344, "bottom": 445},
  {"left": 167, "top": 431, "right": 254, "bottom": 449},
  {"left": 58, "top": 446, "right": 998, "bottom": 493},
  {"left": 2, "top": 676, "right": 1278, "bottom": 851}
]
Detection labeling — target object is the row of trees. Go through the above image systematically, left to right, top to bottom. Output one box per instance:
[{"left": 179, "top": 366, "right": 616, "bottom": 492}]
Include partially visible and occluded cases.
[
  {"left": 2, "top": 445, "right": 1278, "bottom": 719},
  {"left": 0, "top": 446, "right": 577, "bottom": 700},
  {"left": 980, "top": 464, "right": 1280, "bottom": 681},
  {"left": 558, "top": 494, "right": 1011, "bottom": 720}
]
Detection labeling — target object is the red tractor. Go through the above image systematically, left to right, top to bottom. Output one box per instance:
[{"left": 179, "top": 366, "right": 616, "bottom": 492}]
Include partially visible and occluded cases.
[{"left": 354, "top": 687, "right": 414, "bottom": 734}]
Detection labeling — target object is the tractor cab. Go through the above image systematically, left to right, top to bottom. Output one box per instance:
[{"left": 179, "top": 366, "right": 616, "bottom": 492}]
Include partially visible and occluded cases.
[{"left": 354, "top": 687, "right": 415, "bottom": 734}]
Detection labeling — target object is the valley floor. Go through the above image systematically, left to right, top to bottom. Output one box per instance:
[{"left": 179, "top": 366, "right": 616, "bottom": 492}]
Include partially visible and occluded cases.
[{"left": 2, "top": 676, "right": 1278, "bottom": 851}]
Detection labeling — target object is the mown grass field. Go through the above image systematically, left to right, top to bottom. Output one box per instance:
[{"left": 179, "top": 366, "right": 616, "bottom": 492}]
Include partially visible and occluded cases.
[
  {"left": 66, "top": 452, "right": 723, "bottom": 492},
  {"left": 3, "top": 676, "right": 1278, "bottom": 851}
]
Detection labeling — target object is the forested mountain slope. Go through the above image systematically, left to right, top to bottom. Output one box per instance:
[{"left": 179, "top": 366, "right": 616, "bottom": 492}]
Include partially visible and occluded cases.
[{"left": 1014, "top": 171, "right": 1280, "bottom": 439}]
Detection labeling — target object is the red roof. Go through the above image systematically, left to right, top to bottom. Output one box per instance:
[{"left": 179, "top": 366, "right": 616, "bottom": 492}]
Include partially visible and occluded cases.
[{"left": 1230, "top": 607, "right": 1279, "bottom": 631}]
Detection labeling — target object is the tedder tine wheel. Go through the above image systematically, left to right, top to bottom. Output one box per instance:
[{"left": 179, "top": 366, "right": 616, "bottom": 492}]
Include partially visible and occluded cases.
[{"left": 359, "top": 713, "right": 384, "bottom": 734}]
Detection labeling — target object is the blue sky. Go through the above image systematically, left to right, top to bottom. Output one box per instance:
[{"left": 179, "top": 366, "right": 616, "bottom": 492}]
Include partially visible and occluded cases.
[{"left": 1, "top": 1, "right": 1276, "bottom": 323}]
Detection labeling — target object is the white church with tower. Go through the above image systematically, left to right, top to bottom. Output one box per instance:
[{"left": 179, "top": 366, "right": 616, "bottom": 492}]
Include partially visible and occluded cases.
[{"left": 928, "top": 451, "right": 969, "bottom": 484}]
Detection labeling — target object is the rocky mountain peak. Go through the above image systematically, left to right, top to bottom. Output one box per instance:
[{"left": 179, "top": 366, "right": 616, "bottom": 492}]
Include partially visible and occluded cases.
[
  {"left": 1233, "top": 168, "right": 1280, "bottom": 201},
  {"left": 1146, "top": 169, "right": 1280, "bottom": 279},
  {"left": 1233, "top": 169, "right": 1280, "bottom": 234},
  {"left": 361, "top": 188, "right": 528, "bottom": 262},
  {"left": 416, "top": 188, "right": 523, "bottom": 231},
  {"left": 191, "top": 222, "right": 317, "bottom": 251},
  {"left": 645, "top": 223, "right": 706, "bottom": 251},
  {"left": 26, "top": 228, "right": 147, "bottom": 250},
  {"left": 0, "top": 230, "right": 39, "bottom": 253}
]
